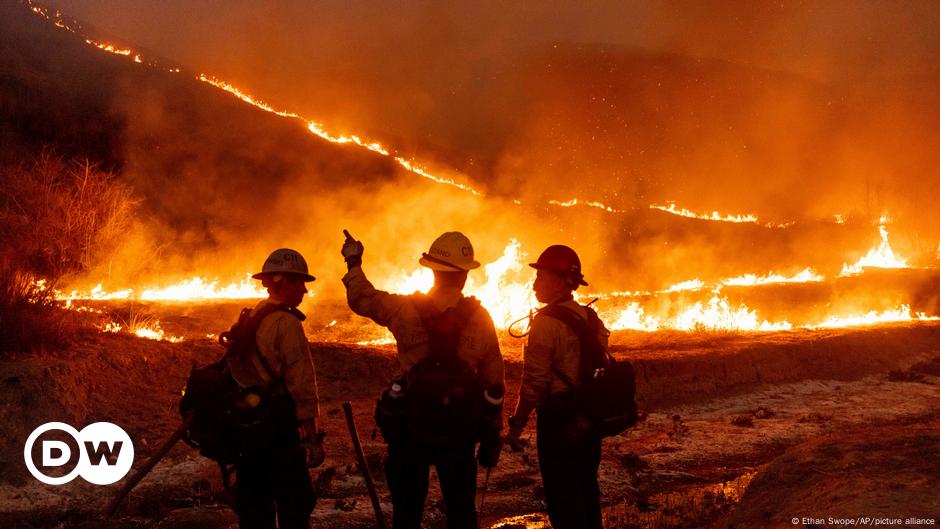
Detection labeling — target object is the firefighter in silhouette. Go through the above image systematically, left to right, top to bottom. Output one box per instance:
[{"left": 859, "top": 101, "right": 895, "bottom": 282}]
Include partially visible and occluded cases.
[
  {"left": 341, "top": 230, "right": 504, "bottom": 529},
  {"left": 506, "top": 245, "right": 610, "bottom": 529},
  {"left": 226, "top": 248, "right": 325, "bottom": 529}
]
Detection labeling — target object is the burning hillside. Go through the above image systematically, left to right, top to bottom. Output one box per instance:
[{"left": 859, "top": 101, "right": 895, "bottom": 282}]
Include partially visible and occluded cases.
[
  {"left": 5, "top": 0, "right": 940, "bottom": 341},
  {"left": 4, "top": 2, "right": 940, "bottom": 529}
]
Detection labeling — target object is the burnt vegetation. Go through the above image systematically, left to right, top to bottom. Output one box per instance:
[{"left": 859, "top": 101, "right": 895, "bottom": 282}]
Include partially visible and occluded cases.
[{"left": 0, "top": 154, "right": 136, "bottom": 352}]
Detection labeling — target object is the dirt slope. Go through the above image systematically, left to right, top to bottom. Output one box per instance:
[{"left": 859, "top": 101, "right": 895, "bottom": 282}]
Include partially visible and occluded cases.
[
  {"left": 2, "top": 323, "right": 940, "bottom": 528},
  {"left": 719, "top": 420, "right": 940, "bottom": 528}
]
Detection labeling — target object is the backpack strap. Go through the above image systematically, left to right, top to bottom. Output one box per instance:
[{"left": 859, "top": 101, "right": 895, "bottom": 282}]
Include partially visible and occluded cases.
[
  {"left": 412, "top": 294, "right": 442, "bottom": 334},
  {"left": 411, "top": 295, "right": 481, "bottom": 359},
  {"left": 222, "top": 303, "right": 304, "bottom": 385},
  {"left": 534, "top": 303, "right": 610, "bottom": 389}
]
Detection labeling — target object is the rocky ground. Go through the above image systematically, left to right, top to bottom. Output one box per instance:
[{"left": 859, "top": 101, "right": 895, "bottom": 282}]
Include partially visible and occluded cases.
[{"left": 1, "top": 318, "right": 939, "bottom": 529}]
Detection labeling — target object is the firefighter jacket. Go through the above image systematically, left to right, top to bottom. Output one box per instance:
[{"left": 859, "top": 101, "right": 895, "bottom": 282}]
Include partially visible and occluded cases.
[
  {"left": 342, "top": 265, "right": 504, "bottom": 389},
  {"left": 519, "top": 298, "right": 610, "bottom": 404},
  {"left": 229, "top": 299, "right": 321, "bottom": 420}
]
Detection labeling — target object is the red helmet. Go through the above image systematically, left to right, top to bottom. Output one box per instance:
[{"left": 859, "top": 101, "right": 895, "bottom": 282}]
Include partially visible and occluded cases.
[{"left": 529, "top": 245, "right": 588, "bottom": 286}]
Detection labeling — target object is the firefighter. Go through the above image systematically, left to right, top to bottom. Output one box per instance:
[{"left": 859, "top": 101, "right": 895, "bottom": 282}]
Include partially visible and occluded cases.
[
  {"left": 341, "top": 231, "right": 504, "bottom": 529},
  {"left": 506, "top": 245, "right": 609, "bottom": 529},
  {"left": 227, "top": 248, "right": 325, "bottom": 529}
]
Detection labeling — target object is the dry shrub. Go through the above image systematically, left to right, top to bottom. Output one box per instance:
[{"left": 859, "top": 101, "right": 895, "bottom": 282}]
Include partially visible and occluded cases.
[
  {"left": 0, "top": 153, "right": 137, "bottom": 352},
  {"left": 0, "top": 265, "right": 77, "bottom": 352}
]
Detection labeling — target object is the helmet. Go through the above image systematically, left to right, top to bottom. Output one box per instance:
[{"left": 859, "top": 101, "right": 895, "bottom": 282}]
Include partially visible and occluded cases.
[
  {"left": 418, "top": 232, "right": 481, "bottom": 272},
  {"left": 529, "top": 245, "right": 588, "bottom": 286},
  {"left": 252, "top": 248, "right": 316, "bottom": 282}
]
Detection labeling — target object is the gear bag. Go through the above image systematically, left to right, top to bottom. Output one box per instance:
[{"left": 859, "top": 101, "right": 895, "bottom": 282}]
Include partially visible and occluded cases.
[
  {"left": 394, "top": 295, "right": 485, "bottom": 447},
  {"left": 179, "top": 303, "right": 302, "bottom": 464},
  {"left": 537, "top": 303, "right": 638, "bottom": 438}
]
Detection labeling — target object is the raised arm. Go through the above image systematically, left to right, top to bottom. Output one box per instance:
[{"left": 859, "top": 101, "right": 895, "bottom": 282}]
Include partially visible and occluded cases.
[{"left": 340, "top": 230, "right": 405, "bottom": 326}]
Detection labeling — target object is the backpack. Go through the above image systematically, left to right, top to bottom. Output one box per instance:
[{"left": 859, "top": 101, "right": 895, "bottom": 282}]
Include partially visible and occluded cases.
[
  {"left": 401, "top": 295, "right": 485, "bottom": 447},
  {"left": 179, "top": 303, "right": 301, "bottom": 464},
  {"left": 536, "top": 303, "right": 638, "bottom": 438}
]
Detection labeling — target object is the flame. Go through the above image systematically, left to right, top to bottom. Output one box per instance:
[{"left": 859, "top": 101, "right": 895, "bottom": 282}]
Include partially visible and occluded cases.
[
  {"left": 31, "top": 0, "right": 887, "bottom": 239},
  {"left": 27, "top": 1, "right": 77, "bottom": 33},
  {"left": 25, "top": 2, "right": 940, "bottom": 336},
  {"left": 47, "top": 6, "right": 844, "bottom": 228},
  {"left": 85, "top": 39, "right": 132, "bottom": 56},
  {"left": 194, "top": 74, "right": 485, "bottom": 196},
  {"left": 197, "top": 74, "right": 300, "bottom": 119},
  {"left": 307, "top": 122, "right": 389, "bottom": 155},
  {"left": 391, "top": 157, "right": 482, "bottom": 196},
  {"left": 548, "top": 199, "right": 622, "bottom": 213},
  {"left": 651, "top": 202, "right": 760, "bottom": 224},
  {"left": 840, "top": 220, "right": 909, "bottom": 276},
  {"left": 390, "top": 239, "right": 537, "bottom": 328},
  {"left": 472, "top": 240, "right": 538, "bottom": 327},
  {"left": 721, "top": 268, "right": 824, "bottom": 287},
  {"left": 53, "top": 274, "right": 266, "bottom": 302},
  {"left": 139, "top": 276, "right": 266, "bottom": 301},
  {"left": 661, "top": 278, "right": 706, "bottom": 293},
  {"left": 584, "top": 290, "right": 652, "bottom": 300},
  {"left": 606, "top": 293, "right": 791, "bottom": 332},
  {"left": 672, "top": 295, "right": 793, "bottom": 331},
  {"left": 606, "top": 297, "right": 940, "bottom": 332},
  {"left": 609, "top": 302, "right": 661, "bottom": 331},
  {"left": 810, "top": 305, "right": 939, "bottom": 328},
  {"left": 101, "top": 319, "right": 183, "bottom": 342},
  {"left": 356, "top": 331, "right": 396, "bottom": 346}
]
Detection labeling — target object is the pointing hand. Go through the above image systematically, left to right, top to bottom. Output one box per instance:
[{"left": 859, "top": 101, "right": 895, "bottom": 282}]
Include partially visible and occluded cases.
[{"left": 342, "top": 229, "right": 364, "bottom": 267}]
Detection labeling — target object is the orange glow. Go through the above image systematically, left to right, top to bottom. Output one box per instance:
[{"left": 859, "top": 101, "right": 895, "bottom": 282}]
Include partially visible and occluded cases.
[
  {"left": 24, "top": 3, "right": 940, "bottom": 336},
  {"left": 84, "top": 39, "right": 132, "bottom": 56},
  {"left": 195, "top": 74, "right": 485, "bottom": 196},
  {"left": 197, "top": 74, "right": 300, "bottom": 118},
  {"left": 307, "top": 122, "right": 389, "bottom": 155},
  {"left": 392, "top": 157, "right": 483, "bottom": 196},
  {"left": 547, "top": 199, "right": 622, "bottom": 213},
  {"left": 650, "top": 201, "right": 760, "bottom": 224},
  {"left": 840, "top": 219, "right": 910, "bottom": 276},
  {"left": 390, "top": 240, "right": 537, "bottom": 328},
  {"left": 721, "top": 268, "right": 824, "bottom": 287},
  {"left": 52, "top": 274, "right": 266, "bottom": 302},
  {"left": 661, "top": 278, "right": 706, "bottom": 293},
  {"left": 606, "top": 293, "right": 792, "bottom": 332},
  {"left": 672, "top": 294, "right": 792, "bottom": 331},
  {"left": 605, "top": 297, "right": 940, "bottom": 332},
  {"left": 609, "top": 302, "right": 660, "bottom": 331},
  {"left": 810, "top": 305, "right": 939, "bottom": 328},
  {"left": 102, "top": 319, "right": 183, "bottom": 342},
  {"left": 356, "top": 333, "right": 396, "bottom": 346}
]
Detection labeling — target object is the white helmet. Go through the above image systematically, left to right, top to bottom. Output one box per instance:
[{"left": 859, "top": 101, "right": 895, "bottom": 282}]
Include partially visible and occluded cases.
[
  {"left": 418, "top": 232, "right": 481, "bottom": 272},
  {"left": 252, "top": 248, "right": 316, "bottom": 282}
]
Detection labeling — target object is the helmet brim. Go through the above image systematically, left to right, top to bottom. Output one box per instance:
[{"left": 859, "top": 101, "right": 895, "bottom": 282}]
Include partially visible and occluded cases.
[
  {"left": 419, "top": 255, "right": 480, "bottom": 272},
  {"left": 528, "top": 263, "right": 588, "bottom": 286},
  {"left": 252, "top": 271, "right": 316, "bottom": 282}
]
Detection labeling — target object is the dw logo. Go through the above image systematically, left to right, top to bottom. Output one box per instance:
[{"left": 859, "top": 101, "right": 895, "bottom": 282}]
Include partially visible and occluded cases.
[{"left": 23, "top": 422, "right": 134, "bottom": 485}]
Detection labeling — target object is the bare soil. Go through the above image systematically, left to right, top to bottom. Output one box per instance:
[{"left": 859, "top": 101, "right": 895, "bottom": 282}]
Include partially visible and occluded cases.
[{"left": 1, "top": 319, "right": 939, "bottom": 529}]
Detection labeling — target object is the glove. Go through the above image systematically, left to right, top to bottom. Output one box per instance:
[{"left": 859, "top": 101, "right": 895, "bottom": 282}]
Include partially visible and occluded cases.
[
  {"left": 342, "top": 230, "right": 364, "bottom": 268},
  {"left": 304, "top": 433, "right": 326, "bottom": 468},
  {"left": 477, "top": 435, "right": 502, "bottom": 468}
]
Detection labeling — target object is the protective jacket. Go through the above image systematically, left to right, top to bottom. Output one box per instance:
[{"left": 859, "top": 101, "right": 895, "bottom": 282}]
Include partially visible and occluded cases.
[
  {"left": 343, "top": 266, "right": 503, "bottom": 388},
  {"left": 519, "top": 298, "right": 610, "bottom": 404},
  {"left": 524, "top": 298, "right": 609, "bottom": 529},
  {"left": 228, "top": 299, "right": 320, "bottom": 421}
]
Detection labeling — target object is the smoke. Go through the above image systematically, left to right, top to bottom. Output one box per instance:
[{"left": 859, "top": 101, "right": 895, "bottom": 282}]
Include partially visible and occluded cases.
[{"left": 19, "top": 1, "right": 940, "bottom": 299}]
